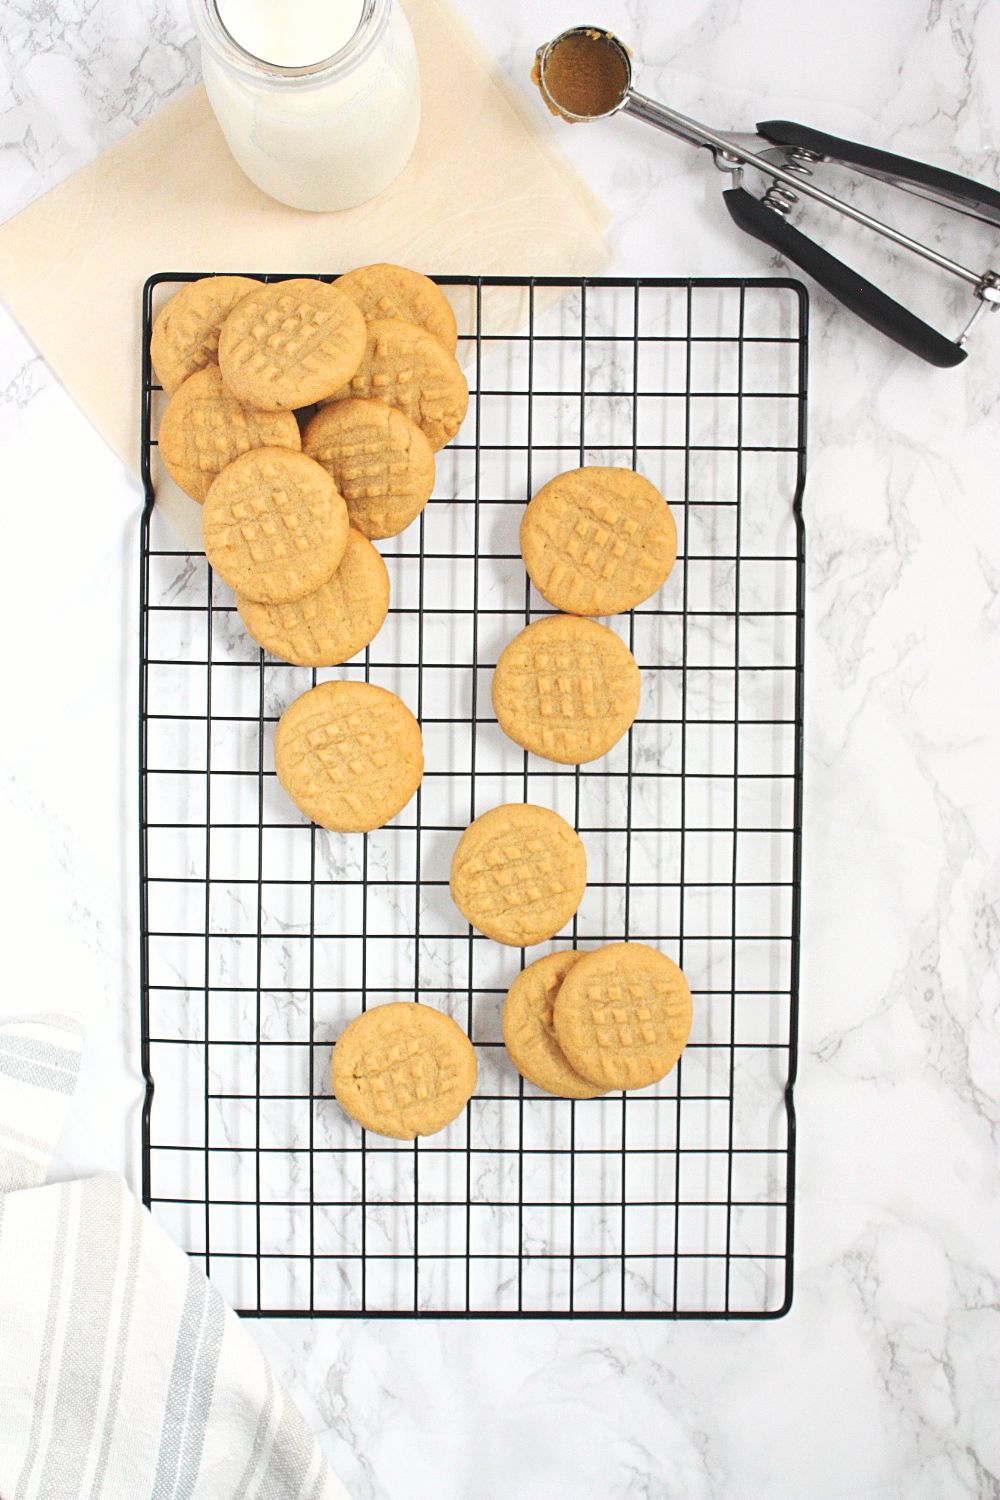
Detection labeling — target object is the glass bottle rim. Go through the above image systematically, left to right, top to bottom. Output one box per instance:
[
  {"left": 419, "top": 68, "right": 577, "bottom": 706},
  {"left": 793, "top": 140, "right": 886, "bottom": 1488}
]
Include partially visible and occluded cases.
[{"left": 189, "top": 0, "right": 389, "bottom": 87}]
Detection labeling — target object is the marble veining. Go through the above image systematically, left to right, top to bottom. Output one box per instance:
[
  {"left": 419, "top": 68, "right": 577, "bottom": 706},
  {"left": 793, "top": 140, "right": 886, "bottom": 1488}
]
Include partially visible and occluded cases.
[{"left": 1, "top": 0, "right": 999, "bottom": 1496}]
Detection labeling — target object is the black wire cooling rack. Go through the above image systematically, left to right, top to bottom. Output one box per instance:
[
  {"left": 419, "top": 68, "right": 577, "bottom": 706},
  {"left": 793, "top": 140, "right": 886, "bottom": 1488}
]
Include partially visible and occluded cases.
[{"left": 139, "top": 274, "right": 806, "bottom": 1319}]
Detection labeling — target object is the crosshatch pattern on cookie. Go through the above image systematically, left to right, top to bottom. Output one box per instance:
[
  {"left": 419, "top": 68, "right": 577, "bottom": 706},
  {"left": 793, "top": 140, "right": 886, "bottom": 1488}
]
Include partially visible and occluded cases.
[
  {"left": 334, "top": 264, "right": 459, "bottom": 353},
  {"left": 150, "top": 275, "right": 259, "bottom": 394},
  {"left": 219, "top": 280, "right": 366, "bottom": 408},
  {"left": 233, "top": 295, "right": 341, "bottom": 380},
  {"left": 165, "top": 311, "right": 223, "bottom": 382},
  {"left": 324, "top": 320, "right": 468, "bottom": 451},
  {"left": 159, "top": 366, "right": 300, "bottom": 501},
  {"left": 188, "top": 398, "right": 286, "bottom": 474},
  {"left": 304, "top": 399, "right": 435, "bottom": 538},
  {"left": 202, "top": 450, "right": 346, "bottom": 602},
  {"left": 522, "top": 468, "right": 677, "bottom": 615},
  {"left": 237, "top": 531, "right": 388, "bottom": 666},
  {"left": 493, "top": 617, "right": 641, "bottom": 763},
  {"left": 521, "top": 643, "right": 621, "bottom": 719},
  {"left": 276, "top": 683, "right": 423, "bottom": 831},
  {"left": 286, "top": 705, "right": 397, "bottom": 803},
  {"left": 451, "top": 806, "right": 586, "bottom": 946},
  {"left": 461, "top": 835, "right": 573, "bottom": 932},
  {"left": 553, "top": 946, "right": 694, "bottom": 1091},
  {"left": 332, "top": 1004, "right": 477, "bottom": 1139},
  {"left": 365, "top": 1036, "right": 458, "bottom": 1112}
]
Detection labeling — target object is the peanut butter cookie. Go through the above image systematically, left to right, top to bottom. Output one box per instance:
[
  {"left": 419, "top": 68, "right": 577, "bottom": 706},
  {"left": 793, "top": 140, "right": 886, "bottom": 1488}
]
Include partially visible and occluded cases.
[
  {"left": 334, "top": 263, "right": 459, "bottom": 353},
  {"left": 150, "top": 275, "right": 259, "bottom": 395},
  {"left": 218, "top": 278, "right": 367, "bottom": 411},
  {"left": 323, "top": 319, "right": 468, "bottom": 451},
  {"left": 158, "top": 364, "right": 300, "bottom": 503},
  {"left": 303, "top": 398, "right": 435, "bottom": 539},
  {"left": 201, "top": 448, "right": 348, "bottom": 603},
  {"left": 521, "top": 466, "right": 677, "bottom": 616},
  {"left": 236, "top": 529, "right": 389, "bottom": 666},
  {"left": 492, "top": 614, "right": 641, "bottom": 764},
  {"left": 275, "top": 680, "right": 423, "bottom": 833},
  {"left": 450, "top": 803, "right": 587, "bottom": 947},
  {"left": 552, "top": 942, "right": 693, "bottom": 1091},
  {"left": 502, "top": 950, "right": 605, "bottom": 1098},
  {"left": 332, "top": 1002, "right": 477, "bottom": 1140}
]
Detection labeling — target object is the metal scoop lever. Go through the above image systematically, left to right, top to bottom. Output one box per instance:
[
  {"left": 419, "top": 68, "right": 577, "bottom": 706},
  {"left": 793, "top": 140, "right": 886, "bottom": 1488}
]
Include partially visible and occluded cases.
[{"left": 534, "top": 26, "right": 1000, "bottom": 367}]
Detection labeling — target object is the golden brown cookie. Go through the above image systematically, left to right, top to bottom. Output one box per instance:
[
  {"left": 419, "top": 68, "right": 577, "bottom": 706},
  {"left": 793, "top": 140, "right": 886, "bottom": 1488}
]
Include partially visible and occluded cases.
[
  {"left": 334, "top": 264, "right": 459, "bottom": 354},
  {"left": 150, "top": 275, "right": 259, "bottom": 395},
  {"left": 218, "top": 278, "right": 367, "bottom": 411},
  {"left": 323, "top": 319, "right": 468, "bottom": 451},
  {"left": 157, "top": 365, "right": 301, "bottom": 503},
  {"left": 303, "top": 398, "right": 435, "bottom": 539},
  {"left": 201, "top": 448, "right": 348, "bottom": 603},
  {"left": 521, "top": 466, "right": 677, "bottom": 616},
  {"left": 236, "top": 529, "right": 389, "bottom": 666},
  {"left": 492, "top": 614, "right": 641, "bottom": 765},
  {"left": 274, "top": 680, "right": 423, "bottom": 832},
  {"left": 450, "top": 803, "right": 587, "bottom": 947},
  {"left": 552, "top": 943, "right": 693, "bottom": 1091},
  {"left": 502, "top": 950, "right": 606, "bottom": 1098},
  {"left": 332, "top": 1002, "right": 477, "bottom": 1140}
]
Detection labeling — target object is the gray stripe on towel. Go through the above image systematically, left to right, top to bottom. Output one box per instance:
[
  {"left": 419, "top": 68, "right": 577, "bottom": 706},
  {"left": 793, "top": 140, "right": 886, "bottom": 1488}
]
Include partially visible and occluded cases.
[
  {"left": 0, "top": 1033, "right": 82, "bottom": 1073},
  {"left": 0, "top": 1052, "right": 76, "bottom": 1094},
  {"left": 35, "top": 1176, "right": 123, "bottom": 1498},
  {"left": 14, "top": 1185, "right": 73, "bottom": 1500},
  {"left": 92, "top": 1192, "right": 144, "bottom": 1499},
  {"left": 151, "top": 1261, "right": 206, "bottom": 1500},
  {"left": 152, "top": 1262, "right": 226, "bottom": 1500},
  {"left": 174, "top": 1282, "right": 225, "bottom": 1500},
  {"left": 234, "top": 1364, "right": 277, "bottom": 1498},
  {"left": 257, "top": 1392, "right": 318, "bottom": 1500}
]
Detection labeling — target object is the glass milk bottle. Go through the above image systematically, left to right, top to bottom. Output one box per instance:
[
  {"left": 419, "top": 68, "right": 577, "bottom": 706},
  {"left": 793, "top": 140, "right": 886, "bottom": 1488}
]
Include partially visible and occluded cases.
[{"left": 188, "top": 0, "right": 421, "bottom": 211}]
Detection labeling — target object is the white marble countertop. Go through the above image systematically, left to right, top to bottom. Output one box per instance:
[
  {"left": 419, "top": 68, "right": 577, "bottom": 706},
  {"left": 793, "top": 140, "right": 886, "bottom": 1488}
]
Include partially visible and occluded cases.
[{"left": 2, "top": 1, "right": 999, "bottom": 1496}]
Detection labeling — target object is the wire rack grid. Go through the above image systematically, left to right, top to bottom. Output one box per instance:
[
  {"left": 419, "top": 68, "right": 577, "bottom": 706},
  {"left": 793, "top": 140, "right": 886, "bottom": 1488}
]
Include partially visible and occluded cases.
[{"left": 139, "top": 273, "right": 806, "bottom": 1319}]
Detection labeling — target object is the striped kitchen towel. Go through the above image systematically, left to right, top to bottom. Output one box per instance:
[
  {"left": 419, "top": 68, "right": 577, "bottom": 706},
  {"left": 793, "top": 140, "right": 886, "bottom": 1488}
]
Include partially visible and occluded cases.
[
  {"left": 0, "top": 1012, "right": 84, "bottom": 1192},
  {"left": 0, "top": 1014, "right": 350, "bottom": 1500}
]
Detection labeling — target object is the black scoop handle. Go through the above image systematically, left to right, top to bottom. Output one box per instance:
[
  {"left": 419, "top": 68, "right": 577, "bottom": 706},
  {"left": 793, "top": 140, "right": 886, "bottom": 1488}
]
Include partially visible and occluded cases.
[
  {"left": 757, "top": 119, "right": 1000, "bottom": 228},
  {"left": 723, "top": 186, "right": 967, "bottom": 368}
]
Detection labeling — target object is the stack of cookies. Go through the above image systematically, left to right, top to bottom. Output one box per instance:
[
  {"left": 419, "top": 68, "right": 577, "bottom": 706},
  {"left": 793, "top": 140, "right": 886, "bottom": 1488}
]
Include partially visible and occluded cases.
[
  {"left": 151, "top": 265, "right": 469, "bottom": 834},
  {"left": 503, "top": 943, "right": 692, "bottom": 1099}
]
